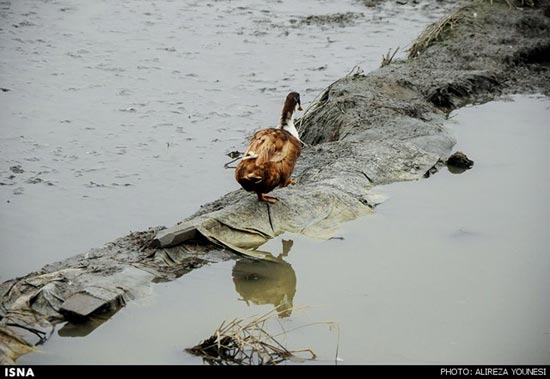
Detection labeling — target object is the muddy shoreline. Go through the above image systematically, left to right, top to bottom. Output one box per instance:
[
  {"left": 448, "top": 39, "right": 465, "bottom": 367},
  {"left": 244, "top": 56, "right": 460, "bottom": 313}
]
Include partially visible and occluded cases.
[{"left": 1, "top": 0, "right": 550, "bottom": 363}]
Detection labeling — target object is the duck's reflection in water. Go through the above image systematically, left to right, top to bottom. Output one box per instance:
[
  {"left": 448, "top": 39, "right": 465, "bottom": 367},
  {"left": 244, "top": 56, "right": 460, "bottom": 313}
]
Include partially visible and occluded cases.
[{"left": 231, "top": 240, "right": 296, "bottom": 318}]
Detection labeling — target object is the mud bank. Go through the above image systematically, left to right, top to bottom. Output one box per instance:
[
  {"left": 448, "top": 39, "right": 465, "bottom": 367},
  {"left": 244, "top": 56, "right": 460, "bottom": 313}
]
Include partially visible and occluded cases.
[{"left": 1, "top": 0, "right": 549, "bottom": 363}]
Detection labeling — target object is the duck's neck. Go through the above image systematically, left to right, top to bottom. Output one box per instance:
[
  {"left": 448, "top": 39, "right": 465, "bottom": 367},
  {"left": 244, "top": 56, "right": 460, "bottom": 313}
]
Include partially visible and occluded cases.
[{"left": 278, "top": 110, "right": 301, "bottom": 142}]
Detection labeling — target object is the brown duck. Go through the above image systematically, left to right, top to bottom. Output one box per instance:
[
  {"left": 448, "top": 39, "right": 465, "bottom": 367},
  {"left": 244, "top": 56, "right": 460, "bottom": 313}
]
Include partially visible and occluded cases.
[{"left": 235, "top": 92, "right": 303, "bottom": 204}]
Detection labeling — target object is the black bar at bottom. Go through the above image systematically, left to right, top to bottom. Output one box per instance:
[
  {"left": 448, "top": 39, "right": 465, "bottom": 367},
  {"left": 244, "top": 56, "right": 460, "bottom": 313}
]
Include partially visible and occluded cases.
[{"left": 1, "top": 365, "right": 548, "bottom": 378}]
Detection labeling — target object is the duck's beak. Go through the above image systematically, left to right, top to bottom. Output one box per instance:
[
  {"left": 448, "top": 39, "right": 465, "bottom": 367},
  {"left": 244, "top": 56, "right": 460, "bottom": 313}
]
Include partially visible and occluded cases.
[{"left": 298, "top": 104, "right": 303, "bottom": 111}]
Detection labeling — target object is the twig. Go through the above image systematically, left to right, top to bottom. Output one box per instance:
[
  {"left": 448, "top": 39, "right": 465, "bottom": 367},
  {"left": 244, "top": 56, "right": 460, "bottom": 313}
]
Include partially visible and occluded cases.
[
  {"left": 380, "top": 47, "right": 399, "bottom": 68},
  {"left": 224, "top": 154, "right": 242, "bottom": 169},
  {"left": 265, "top": 202, "right": 275, "bottom": 234}
]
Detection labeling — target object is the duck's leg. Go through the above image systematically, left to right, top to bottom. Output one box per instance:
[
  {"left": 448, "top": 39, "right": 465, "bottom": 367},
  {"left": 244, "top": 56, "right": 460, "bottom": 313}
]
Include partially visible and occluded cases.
[{"left": 257, "top": 193, "right": 278, "bottom": 204}]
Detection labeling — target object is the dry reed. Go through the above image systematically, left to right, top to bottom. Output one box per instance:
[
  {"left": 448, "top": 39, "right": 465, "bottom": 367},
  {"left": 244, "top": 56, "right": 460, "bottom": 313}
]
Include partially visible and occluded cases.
[{"left": 187, "top": 307, "right": 338, "bottom": 365}]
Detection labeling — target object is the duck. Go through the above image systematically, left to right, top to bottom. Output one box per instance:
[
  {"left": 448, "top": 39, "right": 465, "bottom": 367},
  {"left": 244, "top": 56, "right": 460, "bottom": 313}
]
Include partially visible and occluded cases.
[{"left": 235, "top": 92, "right": 303, "bottom": 204}]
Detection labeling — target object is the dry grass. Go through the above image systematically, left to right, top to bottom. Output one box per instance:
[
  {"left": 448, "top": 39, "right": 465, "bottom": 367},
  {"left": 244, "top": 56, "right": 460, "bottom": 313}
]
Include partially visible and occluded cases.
[
  {"left": 409, "top": 0, "right": 536, "bottom": 59},
  {"left": 408, "top": 5, "right": 471, "bottom": 59},
  {"left": 380, "top": 47, "right": 399, "bottom": 68},
  {"left": 187, "top": 307, "right": 338, "bottom": 365}
]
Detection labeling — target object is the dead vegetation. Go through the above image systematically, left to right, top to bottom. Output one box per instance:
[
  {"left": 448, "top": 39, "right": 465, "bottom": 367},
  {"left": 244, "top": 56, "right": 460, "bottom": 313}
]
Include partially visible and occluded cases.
[
  {"left": 409, "top": 0, "right": 538, "bottom": 59},
  {"left": 408, "top": 4, "right": 472, "bottom": 59},
  {"left": 380, "top": 47, "right": 399, "bottom": 68},
  {"left": 187, "top": 308, "right": 338, "bottom": 365}
]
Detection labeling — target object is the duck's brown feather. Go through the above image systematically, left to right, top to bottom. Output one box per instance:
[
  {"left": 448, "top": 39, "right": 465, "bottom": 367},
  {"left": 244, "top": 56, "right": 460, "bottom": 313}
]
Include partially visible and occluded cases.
[{"left": 235, "top": 128, "right": 301, "bottom": 196}]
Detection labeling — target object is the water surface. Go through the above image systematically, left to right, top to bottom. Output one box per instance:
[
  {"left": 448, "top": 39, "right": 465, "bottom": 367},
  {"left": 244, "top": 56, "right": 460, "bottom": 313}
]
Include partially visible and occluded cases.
[{"left": 19, "top": 95, "right": 550, "bottom": 364}]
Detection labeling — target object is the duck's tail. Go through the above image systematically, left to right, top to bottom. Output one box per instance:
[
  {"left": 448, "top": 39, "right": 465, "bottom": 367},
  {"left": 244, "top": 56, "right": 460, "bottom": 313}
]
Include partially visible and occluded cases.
[{"left": 235, "top": 159, "right": 267, "bottom": 192}]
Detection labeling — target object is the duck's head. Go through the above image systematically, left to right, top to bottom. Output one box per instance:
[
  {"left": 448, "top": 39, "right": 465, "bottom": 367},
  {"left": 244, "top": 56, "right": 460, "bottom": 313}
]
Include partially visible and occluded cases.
[
  {"left": 284, "top": 91, "right": 303, "bottom": 113},
  {"left": 278, "top": 92, "right": 304, "bottom": 137},
  {"left": 280, "top": 92, "right": 303, "bottom": 128}
]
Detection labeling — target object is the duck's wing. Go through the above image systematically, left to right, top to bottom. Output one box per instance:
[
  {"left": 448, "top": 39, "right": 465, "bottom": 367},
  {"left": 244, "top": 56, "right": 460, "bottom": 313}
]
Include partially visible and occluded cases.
[
  {"left": 242, "top": 129, "right": 273, "bottom": 164},
  {"left": 243, "top": 129, "right": 298, "bottom": 166},
  {"left": 270, "top": 135, "right": 297, "bottom": 163}
]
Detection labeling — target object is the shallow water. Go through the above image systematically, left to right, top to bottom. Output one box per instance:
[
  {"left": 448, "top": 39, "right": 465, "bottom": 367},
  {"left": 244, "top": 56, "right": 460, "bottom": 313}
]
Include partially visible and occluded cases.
[
  {"left": 0, "top": 0, "right": 452, "bottom": 280},
  {"left": 17, "top": 95, "right": 550, "bottom": 364}
]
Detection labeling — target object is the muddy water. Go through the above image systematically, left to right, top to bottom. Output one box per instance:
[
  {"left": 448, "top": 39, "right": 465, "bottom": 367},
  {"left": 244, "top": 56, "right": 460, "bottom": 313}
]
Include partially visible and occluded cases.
[
  {"left": 0, "top": 0, "right": 452, "bottom": 280},
  {"left": 17, "top": 95, "right": 550, "bottom": 364}
]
